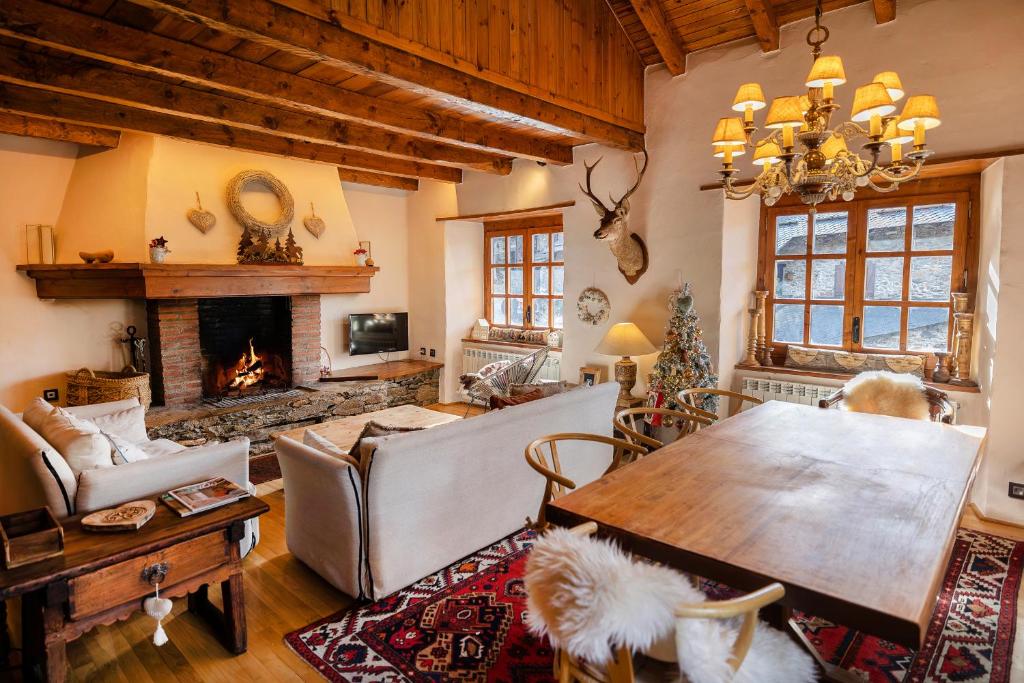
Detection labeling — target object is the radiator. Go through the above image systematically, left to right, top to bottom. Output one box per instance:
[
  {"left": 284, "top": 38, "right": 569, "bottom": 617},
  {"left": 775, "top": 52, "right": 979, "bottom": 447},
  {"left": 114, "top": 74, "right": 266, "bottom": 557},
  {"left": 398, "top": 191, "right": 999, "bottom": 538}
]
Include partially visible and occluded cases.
[
  {"left": 462, "top": 344, "right": 562, "bottom": 382},
  {"left": 739, "top": 376, "right": 837, "bottom": 406}
]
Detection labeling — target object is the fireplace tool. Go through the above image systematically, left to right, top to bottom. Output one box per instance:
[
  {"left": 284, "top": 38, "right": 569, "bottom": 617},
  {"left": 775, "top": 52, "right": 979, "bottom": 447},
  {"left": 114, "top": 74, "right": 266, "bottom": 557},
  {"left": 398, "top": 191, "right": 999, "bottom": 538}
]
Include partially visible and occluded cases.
[{"left": 120, "top": 325, "right": 148, "bottom": 373}]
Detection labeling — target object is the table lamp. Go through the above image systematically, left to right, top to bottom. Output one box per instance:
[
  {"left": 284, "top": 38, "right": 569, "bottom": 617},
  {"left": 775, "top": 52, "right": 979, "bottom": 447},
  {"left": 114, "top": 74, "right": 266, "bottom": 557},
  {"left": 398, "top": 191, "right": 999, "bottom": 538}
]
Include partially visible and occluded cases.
[{"left": 596, "top": 322, "right": 657, "bottom": 406}]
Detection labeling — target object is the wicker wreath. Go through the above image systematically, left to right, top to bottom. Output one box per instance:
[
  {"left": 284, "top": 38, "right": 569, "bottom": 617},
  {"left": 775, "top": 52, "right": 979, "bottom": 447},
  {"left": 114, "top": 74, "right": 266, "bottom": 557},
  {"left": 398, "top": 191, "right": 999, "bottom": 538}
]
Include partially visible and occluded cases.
[{"left": 226, "top": 170, "right": 294, "bottom": 238}]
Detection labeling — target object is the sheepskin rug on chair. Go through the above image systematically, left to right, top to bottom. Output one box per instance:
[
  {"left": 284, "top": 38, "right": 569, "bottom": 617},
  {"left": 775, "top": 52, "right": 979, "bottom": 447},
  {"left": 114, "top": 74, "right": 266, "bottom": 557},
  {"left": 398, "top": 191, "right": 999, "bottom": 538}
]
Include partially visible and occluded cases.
[
  {"left": 841, "top": 371, "right": 931, "bottom": 420},
  {"left": 525, "top": 527, "right": 817, "bottom": 683}
]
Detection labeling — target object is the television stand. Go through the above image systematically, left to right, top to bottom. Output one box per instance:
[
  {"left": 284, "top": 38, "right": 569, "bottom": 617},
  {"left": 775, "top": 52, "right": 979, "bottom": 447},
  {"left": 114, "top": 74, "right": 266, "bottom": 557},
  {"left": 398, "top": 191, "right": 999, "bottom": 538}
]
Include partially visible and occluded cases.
[{"left": 318, "top": 359, "right": 443, "bottom": 382}]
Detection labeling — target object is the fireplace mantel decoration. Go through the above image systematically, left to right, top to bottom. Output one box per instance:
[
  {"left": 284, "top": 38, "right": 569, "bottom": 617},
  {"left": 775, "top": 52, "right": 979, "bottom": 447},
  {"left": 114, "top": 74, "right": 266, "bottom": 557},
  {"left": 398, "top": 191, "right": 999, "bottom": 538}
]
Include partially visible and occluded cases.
[{"left": 227, "top": 170, "right": 295, "bottom": 238}]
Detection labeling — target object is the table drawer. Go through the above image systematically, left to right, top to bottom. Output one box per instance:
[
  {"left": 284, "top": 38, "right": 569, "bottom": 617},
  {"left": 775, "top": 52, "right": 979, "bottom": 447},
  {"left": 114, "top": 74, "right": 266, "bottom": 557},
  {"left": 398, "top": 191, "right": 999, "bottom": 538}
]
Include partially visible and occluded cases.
[{"left": 68, "top": 531, "right": 228, "bottom": 619}]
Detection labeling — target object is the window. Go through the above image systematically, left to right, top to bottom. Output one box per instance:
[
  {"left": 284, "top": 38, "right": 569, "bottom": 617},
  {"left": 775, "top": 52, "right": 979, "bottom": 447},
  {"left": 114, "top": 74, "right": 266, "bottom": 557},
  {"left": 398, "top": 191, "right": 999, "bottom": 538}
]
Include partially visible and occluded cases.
[
  {"left": 759, "top": 176, "right": 977, "bottom": 356},
  {"left": 485, "top": 221, "right": 564, "bottom": 329}
]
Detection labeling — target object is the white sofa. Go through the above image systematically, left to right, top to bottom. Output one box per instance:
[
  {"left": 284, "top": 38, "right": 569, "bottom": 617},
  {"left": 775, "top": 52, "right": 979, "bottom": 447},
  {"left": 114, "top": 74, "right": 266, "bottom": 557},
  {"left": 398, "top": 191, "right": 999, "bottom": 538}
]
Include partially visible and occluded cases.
[
  {"left": 275, "top": 382, "right": 620, "bottom": 600},
  {"left": 0, "top": 398, "right": 259, "bottom": 555}
]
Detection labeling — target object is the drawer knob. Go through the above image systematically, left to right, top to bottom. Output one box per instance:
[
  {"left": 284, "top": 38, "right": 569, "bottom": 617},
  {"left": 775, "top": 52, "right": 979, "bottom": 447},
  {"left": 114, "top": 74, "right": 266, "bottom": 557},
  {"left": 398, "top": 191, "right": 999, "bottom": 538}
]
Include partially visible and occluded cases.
[{"left": 142, "top": 562, "right": 169, "bottom": 586}]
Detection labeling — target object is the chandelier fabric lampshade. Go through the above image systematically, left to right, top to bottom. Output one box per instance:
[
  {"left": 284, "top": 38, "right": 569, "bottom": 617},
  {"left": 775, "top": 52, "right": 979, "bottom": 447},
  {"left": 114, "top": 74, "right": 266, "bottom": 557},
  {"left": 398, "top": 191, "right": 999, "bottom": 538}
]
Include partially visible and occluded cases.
[
  {"left": 806, "top": 55, "right": 846, "bottom": 87},
  {"left": 873, "top": 71, "right": 905, "bottom": 101},
  {"left": 851, "top": 82, "right": 896, "bottom": 122},
  {"left": 732, "top": 83, "right": 767, "bottom": 111},
  {"left": 897, "top": 95, "right": 942, "bottom": 130},
  {"left": 765, "top": 97, "right": 805, "bottom": 128},
  {"left": 712, "top": 117, "right": 747, "bottom": 146},
  {"left": 882, "top": 120, "right": 914, "bottom": 145},
  {"left": 820, "top": 134, "right": 848, "bottom": 161},
  {"left": 753, "top": 141, "right": 782, "bottom": 165},
  {"left": 714, "top": 144, "right": 746, "bottom": 158},
  {"left": 596, "top": 322, "right": 657, "bottom": 406}
]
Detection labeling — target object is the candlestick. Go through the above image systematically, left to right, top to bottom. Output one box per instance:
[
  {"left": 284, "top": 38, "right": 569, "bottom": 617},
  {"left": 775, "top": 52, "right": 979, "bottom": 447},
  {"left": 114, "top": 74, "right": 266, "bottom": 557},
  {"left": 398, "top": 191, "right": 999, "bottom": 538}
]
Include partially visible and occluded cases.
[
  {"left": 869, "top": 115, "right": 881, "bottom": 139},
  {"left": 914, "top": 120, "right": 925, "bottom": 147},
  {"left": 782, "top": 126, "right": 794, "bottom": 149},
  {"left": 741, "top": 307, "right": 761, "bottom": 367}
]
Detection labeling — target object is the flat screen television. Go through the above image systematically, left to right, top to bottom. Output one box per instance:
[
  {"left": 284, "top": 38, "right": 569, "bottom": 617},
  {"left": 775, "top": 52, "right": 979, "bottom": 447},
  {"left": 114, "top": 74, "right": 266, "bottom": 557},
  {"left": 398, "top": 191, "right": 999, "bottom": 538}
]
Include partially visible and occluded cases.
[{"left": 349, "top": 313, "right": 409, "bottom": 355}]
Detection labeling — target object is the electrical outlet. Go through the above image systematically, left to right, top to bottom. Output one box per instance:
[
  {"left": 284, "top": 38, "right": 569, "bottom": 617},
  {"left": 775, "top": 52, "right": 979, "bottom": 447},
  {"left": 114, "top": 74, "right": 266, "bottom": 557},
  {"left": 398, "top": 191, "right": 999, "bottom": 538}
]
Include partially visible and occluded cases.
[
  {"left": 419, "top": 347, "right": 427, "bottom": 356},
  {"left": 429, "top": 348, "right": 436, "bottom": 358},
  {"left": 43, "top": 388, "right": 59, "bottom": 402},
  {"left": 1009, "top": 482, "right": 1024, "bottom": 500}
]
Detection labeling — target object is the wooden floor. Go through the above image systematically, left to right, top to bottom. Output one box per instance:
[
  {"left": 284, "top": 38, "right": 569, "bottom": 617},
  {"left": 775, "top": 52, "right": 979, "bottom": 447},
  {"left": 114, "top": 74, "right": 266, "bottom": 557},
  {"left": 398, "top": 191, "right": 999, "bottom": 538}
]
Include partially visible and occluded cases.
[{"left": 2, "top": 402, "right": 1020, "bottom": 681}]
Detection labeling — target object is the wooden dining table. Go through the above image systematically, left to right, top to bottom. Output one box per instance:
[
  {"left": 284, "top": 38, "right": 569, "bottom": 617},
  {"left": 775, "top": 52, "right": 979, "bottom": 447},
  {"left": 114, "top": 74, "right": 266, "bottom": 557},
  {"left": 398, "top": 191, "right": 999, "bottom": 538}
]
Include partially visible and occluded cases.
[{"left": 546, "top": 401, "right": 986, "bottom": 656}]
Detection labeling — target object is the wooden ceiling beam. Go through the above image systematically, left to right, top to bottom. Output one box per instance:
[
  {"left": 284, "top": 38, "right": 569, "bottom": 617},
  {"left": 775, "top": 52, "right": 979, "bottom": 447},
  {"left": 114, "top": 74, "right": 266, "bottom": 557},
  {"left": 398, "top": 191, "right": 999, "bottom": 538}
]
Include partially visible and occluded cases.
[
  {"left": 0, "top": 0, "right": 573, "bottom": 165},
  {"left": 122, "top": 0, "right": 646, "bottom": 150},
  {"left": 627, "top": 0, "right": 687, "bottom": 75},
  {"left": 743, "top": 0, "right": 780, "bottom": 52},
  {"left": 872, "top": 0, "right": 896, "bottom": 24},
  {"left": 0, "top": 45, "right": 510, "bottom": 174},
  {"left": 0, "top": 82, "right": 462, "bottom": 182},
  {"left": 0, "top": 110, "right": 120, "bottom": 148},
  {"left": 338, "top": 168, "right": 419, "bottom": 192}
]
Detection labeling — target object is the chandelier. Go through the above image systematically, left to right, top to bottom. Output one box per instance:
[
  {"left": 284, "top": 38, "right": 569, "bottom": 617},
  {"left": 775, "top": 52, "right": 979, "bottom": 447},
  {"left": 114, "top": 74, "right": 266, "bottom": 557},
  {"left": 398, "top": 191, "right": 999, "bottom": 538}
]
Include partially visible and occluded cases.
[{"left": 712, "top": 0, "right": 941, "bottom": 209}]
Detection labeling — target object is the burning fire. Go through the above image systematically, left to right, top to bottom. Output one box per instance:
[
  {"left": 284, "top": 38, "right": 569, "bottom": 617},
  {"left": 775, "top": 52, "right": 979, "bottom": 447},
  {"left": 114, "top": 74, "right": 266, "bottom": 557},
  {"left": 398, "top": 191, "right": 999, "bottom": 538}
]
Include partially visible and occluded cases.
[{"left": 229, "top": 338, "right": 265, "bottom": 390}]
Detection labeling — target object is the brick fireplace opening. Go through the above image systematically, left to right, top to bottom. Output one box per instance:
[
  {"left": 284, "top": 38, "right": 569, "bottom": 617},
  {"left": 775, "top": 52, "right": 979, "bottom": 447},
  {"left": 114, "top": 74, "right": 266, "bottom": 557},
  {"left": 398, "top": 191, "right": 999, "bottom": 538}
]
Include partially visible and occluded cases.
[{"left": 147, "top": 295, "right": 321, "bottom": 406}]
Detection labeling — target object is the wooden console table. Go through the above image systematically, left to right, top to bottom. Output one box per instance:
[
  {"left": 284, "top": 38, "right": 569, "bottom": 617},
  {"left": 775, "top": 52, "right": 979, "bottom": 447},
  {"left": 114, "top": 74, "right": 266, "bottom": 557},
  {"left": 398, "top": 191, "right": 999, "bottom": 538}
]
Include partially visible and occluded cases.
[{"left": 0, "top": 496, "right": 269, "bottom": 682}]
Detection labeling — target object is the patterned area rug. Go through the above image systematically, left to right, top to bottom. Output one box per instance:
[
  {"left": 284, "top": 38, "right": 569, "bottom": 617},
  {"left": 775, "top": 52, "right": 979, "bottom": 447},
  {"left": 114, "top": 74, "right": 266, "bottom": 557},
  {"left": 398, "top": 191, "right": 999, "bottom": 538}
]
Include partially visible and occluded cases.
[{"left": 285, "top": 528, "right": 1022, "bottom": 682}]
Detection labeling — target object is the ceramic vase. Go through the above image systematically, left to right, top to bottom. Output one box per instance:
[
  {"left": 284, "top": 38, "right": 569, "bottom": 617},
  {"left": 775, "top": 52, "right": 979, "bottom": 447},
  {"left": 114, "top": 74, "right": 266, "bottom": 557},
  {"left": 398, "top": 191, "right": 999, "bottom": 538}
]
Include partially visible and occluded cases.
[{"left": 150, "top": 247, "right": 169, "bottom": 264}]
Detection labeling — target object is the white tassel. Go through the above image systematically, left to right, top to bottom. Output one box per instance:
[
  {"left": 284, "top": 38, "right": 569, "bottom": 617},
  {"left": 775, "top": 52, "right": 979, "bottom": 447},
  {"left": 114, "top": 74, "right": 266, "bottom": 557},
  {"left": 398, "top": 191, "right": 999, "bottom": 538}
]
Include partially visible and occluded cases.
[{"left": 143, "top": 583, "right": 173, "bottom": 647}]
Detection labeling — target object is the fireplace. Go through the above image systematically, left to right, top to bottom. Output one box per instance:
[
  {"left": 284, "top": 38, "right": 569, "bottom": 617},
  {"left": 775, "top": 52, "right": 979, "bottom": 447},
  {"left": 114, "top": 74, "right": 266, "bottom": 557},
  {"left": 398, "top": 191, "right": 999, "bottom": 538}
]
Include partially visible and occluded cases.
[{"left": 147, "top": 295, "right": 322, "bottom": 406}]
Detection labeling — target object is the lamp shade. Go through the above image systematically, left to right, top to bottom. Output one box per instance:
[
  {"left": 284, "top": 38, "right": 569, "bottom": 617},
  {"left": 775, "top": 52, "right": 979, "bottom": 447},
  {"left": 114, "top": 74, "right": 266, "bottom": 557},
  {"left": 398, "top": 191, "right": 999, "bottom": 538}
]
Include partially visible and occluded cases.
[
  {"left": 806, "top": 55, "right": 847, "bottom": 87},
  {"left": 873, "top": 71, "right": 905, "bottom": 101},
  {"left": 851, "top": 82, "right": 896, "bottom": 122},
  {"left": 731, "top": 83, "right": 767, "bottom": 111},
  {"left": 798, "top": 95, "right": 812, "bottom": 114},
  {"left": 896, "top": 95, "right": 942, "bottom": 131},
  {"left": 764, "top": 97, "right": 804, "bottom": 129},
  {"left": 712, "top": 117, "right": 746, "bottom": 146},
  {"left": 882, "top": 120, "right": 914, "bottom": 145},
  {"left": 820, "top": 134, "right": 849, "bottom": 161},
  {"left": 752, "top": 141, "right": 782, "bottom": 165},
  {"left": 713, "top": 143, "right": 746, "bottom": 158},
  {"left": 596, "top": 322, "right": 657, "bottom": 357}
]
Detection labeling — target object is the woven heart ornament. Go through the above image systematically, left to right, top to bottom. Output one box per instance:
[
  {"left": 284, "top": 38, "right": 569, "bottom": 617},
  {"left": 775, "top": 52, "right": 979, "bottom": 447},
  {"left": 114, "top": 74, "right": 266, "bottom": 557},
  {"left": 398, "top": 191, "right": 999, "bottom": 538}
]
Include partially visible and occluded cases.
[
  {"left": 187, "top": 192, "right": 216, "bottom": 234},
  {"left": 304, "top": 203, "right": 326, "bottom": 239}
]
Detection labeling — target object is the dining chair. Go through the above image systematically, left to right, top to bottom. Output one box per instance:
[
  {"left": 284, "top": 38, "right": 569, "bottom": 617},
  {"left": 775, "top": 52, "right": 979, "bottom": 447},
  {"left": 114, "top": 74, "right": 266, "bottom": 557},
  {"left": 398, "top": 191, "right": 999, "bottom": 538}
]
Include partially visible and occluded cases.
[
  {"left": 819, "top": 371, "right": 955, "bottom": 423},
  {"left": 678, "top": 387, "right": 763, "bottom": 420},
  {"left": 613, "top": 407, "right": 713, "bottom": 451},
  {"left": 524, "top": 433, "right": 647, "bottom": 530},
  {"left": 525, "top": 523, "right": 816, "bottom": 683}
]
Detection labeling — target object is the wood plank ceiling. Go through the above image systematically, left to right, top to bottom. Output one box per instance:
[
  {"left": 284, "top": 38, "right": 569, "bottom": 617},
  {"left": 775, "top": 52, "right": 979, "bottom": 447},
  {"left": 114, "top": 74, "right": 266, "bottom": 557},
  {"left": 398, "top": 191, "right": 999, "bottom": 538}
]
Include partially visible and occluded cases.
[{"left": 0, "top": 0, "right": 896, "bottom": 189}]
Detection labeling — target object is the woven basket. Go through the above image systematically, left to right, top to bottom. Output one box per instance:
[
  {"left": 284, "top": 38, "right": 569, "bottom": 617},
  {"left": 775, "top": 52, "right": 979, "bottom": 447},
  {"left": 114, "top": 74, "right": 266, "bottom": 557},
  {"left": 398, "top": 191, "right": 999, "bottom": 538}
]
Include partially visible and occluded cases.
[{"left": 66, "top": 366, "right": 152, "bottom": 411}]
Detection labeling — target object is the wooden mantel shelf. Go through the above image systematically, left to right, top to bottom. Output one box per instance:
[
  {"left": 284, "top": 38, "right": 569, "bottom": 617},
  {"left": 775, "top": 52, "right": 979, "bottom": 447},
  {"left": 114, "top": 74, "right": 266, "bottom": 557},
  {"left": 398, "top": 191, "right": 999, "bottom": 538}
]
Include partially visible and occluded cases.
[{"left": 15, "top": 263, "right": 379, "bottom": 299}]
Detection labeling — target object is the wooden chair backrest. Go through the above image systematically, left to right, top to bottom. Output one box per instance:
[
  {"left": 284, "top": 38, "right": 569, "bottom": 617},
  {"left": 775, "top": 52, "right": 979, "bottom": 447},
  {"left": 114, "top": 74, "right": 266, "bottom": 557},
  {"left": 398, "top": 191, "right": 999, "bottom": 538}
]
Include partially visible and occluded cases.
[
  {"left": 818, "top": 385, "right": 955, "bottom": 424},
  {"left": 678, "top": 388, "right": 763, "bottom": 418},
  {"left": 613, "top": 407, "right": 713, "bottom": 450},
  {"left": 524, "top": 434, "right": 647, "bottom": 530},
  {"left": 546, "top": 523, "right": 786, "bottom": 681}
]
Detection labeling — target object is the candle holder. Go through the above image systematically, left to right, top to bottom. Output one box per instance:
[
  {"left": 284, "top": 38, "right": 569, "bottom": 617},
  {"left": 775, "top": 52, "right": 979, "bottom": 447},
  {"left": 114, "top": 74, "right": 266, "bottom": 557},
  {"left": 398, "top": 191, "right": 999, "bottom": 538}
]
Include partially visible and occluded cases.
[
  {"left": 754, "top": 290, "right": 768, "bottom": 361},
  {"left": 740, "top": 307, "right": 761, "bottom": 367},
  {"left": 931, "top": 352, "right": 951, "bottom": 384}
]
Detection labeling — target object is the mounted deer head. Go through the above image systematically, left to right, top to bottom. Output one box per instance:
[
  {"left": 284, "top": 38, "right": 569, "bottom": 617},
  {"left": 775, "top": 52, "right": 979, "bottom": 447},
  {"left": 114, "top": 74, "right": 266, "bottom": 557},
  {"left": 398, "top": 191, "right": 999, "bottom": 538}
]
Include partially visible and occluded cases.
[{"left": 579, "top": 150, "right": 650, "bottom": 285}]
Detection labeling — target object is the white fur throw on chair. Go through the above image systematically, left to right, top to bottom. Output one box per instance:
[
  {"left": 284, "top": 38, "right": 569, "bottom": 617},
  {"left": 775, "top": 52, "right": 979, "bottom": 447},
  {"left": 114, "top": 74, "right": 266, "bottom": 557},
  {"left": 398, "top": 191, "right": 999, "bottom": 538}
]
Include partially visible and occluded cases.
[
  {"left": 841, "top": 371, "right": 930, "bottom": 421},
  {"left": 525, "top": 527, "right": 817, "bottom": 683}
]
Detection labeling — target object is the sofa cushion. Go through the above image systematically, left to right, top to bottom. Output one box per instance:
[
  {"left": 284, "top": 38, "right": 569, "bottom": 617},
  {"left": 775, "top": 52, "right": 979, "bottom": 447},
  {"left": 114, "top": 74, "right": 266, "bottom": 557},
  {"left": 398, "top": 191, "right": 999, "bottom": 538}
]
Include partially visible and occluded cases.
[
  {"left": 510, "top": 381, "right": 567, "bottom": 398},
  {"left": 490, "top": 388, "right": 544, "bottom": 409},
  {"left": 22, "top": 397, "right": 54, "bottom": 433},
  {"left": 91, "top": 404, "right": 148, "bottom": 444},
  {"left": 39, "top": 406, "right": 113, "bottom": 476},
  {"left": 304, "top": 429, "right": 359, "bottom": 467},
  {"left": 105, "top": 432, "right": 150, "bottom": 465},
  {"left": 137, "top": 438, "right": 188, "bottom": 459},
  {"left": 38, "top": 447, "right": 77, "bottom": 517}
]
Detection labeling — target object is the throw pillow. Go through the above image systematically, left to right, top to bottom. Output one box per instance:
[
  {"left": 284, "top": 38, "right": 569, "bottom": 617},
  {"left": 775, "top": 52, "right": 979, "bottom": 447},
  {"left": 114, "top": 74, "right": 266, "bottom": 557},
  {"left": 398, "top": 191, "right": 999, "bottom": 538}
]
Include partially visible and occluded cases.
[
  {"left": 510, "top": 381, "right": 567, "bottom": 398},
  {"left": 490, "top": 388, "right": 544, "bottom": 410},
  {"left": 22, "top": 397, "right": 53, "bottom": 432},
  {"left": 91, "top": 405, "right": 149, "bottom": 444},
  {"left": 39, "top": 406, "right": 113, "bottom": 476},
  {"left": 349, "top": 421, "right": 424, "bottom": 470},
  {"left": 303, "top": 429, "right": 359, "bottom": 468},
  {"left": 104, "top": 432, "right": 150, "bottom": 465},
  {"left": 37, "top": 447, "right": 76, "bottom": 517}
]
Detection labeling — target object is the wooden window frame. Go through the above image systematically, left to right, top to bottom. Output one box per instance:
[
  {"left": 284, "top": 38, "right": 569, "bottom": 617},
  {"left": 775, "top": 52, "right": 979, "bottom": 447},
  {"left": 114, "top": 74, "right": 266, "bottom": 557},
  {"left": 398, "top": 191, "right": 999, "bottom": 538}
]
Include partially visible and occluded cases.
[
  {"left": 756, "top": 175, "right": 980, "bottom": 364},
  {"left": 484, "top": 215, "right": 565, "bottom": 330}
]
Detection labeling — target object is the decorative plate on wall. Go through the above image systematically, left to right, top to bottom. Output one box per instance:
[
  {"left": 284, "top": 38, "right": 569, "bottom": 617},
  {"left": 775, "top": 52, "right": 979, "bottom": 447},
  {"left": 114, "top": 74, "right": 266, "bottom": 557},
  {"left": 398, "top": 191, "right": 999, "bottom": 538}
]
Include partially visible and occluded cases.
[{"left": 577, "top": 287, "right": 610, "bottom": 326}]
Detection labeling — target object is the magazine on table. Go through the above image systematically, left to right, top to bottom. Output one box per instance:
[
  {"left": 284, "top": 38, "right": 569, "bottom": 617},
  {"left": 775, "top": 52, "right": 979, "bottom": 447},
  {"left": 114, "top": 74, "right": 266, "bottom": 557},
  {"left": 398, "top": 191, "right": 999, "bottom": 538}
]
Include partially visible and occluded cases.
[{"left": 163, "top": 477, "right": 249, "bottom": 516}]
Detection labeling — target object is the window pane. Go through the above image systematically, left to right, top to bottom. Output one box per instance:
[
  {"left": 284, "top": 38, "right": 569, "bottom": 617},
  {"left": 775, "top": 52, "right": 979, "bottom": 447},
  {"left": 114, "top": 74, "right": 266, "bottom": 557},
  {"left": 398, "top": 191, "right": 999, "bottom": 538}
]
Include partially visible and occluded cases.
[
  {"left": 912, "top": 203, "right": 955, "bottom": 251},
  {"left": 867, "top": 207, "right": 906, "bottom": 252},
  {"left": 813, "top": 211, "right": 848, "bottom": 254},
  {"left": 776, "top": 215, "right": 808, "bottom": 255},
  {"left": 552, "top": 232, "right": 564, "bottom": 262},
  {"left": 532, "top": 233, "right": 549, "bottom": 262},
  {"left": 490, "top": 236, "right": 506, "bottom": 264},
  {"left": 509, "top": 236, "right": 523, "bottom": 264},
  {"left": 910, "top": 256, "right": 952, "bottom": 301},
  {"left": 864, "top": 257, "right": 904, "bottom": 300},
  {"left": 811, "top": 259, "right": 846, "bottom": 300},
  {"left": 774, "top": 260, "right": 806, "bottom": 299},
  {"left": 533, "top": 266, "right": 549, "bottom": 294},
  {"left": 552, "top": 266, "right": 564, "bottom": 295},
  {"left": 491, "top": 267, "right": 505, "bottom": 295},
  {"left": 509, "top": 267, "right": 523, "bottom": 295},
  {"left": 491, "top": 297, "right": 506, "bottom": 325},
  {"left": 509, "top": 298, "right": 524, "bottom": 326},
  {"left": 533, "top": 299, "right": 549, "bottom": 328},
  {"left": 553, "top": 299, "right": 564, "bottom": 329},
  {"left": 773, "top": 304, "right": 804, "bottom": 343},
  {"left": 810, "top": 305, "right": 844, "bottom": 346},
  {"left": 863, "top": 306, "right": 901, "bottom": 349},
  {"left": 908, "top": 307, "right": 949, "bottom": 352}
]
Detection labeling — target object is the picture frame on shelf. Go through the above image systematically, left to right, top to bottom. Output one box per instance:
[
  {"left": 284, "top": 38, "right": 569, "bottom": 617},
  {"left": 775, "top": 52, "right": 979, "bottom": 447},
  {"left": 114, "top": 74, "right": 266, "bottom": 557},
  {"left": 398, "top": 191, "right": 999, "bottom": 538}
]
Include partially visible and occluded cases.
[{"left": 578, "top": 366, "right": 605, "bottom": 387}]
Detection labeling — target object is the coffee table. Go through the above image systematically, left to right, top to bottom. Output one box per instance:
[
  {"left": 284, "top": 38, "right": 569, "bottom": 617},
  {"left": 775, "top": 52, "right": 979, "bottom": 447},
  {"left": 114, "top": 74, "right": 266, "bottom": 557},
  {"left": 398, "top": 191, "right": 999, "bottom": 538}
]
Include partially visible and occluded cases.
[
  {"left": 271, "top": 404, "right": 461, "bottom": 451},
  {"left": 0, "top": 496, "right": 269, "bottom": 682}
]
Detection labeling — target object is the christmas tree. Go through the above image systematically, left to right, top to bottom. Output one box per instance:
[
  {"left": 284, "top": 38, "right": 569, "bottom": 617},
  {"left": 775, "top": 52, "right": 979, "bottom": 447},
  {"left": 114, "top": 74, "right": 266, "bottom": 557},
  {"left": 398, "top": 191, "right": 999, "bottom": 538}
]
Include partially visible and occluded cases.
[{"left": 647, "top": 283, "right": 719, "bottom": 415}]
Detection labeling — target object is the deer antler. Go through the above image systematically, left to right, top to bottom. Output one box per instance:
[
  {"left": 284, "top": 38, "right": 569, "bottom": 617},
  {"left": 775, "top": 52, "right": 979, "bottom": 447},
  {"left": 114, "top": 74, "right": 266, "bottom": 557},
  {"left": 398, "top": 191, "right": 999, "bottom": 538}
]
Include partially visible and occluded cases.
[
  {"left": 611, "top": 149, "right": 649, "bottom": 207},
  {"left": 579, "top": 157, "right": 611, "bottom": 213}
]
